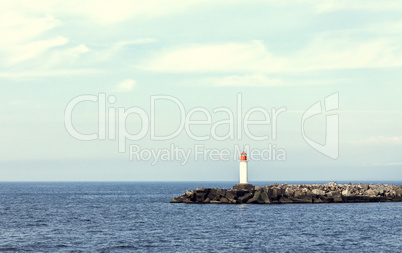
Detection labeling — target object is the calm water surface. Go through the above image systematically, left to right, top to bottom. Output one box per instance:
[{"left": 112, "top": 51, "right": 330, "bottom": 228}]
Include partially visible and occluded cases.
[{"left": 0, "top": 182, "right": 401, "bottom": 252}]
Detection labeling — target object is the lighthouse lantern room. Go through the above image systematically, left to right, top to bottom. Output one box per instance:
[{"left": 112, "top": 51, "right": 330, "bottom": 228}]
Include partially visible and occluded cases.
[{"left": 239, "top": 151, "right": 248, "bottom": 184}]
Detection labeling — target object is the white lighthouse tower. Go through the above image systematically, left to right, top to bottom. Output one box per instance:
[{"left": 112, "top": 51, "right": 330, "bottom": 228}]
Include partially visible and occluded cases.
[{"left": 239, "top": 151, "right": 248, "bottom": 184}]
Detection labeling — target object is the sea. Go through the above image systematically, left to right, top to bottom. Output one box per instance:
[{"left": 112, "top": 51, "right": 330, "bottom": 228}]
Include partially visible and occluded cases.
[{"left": 0, "top": 181, "right": 401, "bottom": 252}]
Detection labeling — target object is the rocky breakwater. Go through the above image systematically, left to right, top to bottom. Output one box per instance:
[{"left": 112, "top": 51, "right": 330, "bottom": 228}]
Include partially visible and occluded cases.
[{"left": 170, "top": 183, "right": 402, "bottom": 204}]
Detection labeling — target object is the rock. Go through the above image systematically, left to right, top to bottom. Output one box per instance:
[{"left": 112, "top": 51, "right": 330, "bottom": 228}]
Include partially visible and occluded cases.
[
  {"left": 171, "top": 183, "right": 402, "bottom": 204},
  {"left": 233, "top": 184, "right": 255, "bottom": 191},
  {"left": 359, "top": 184, "right": 369, "bottom": 191},
  {"left": 255, "top": 186, "right": 263, "bottom": 191},
  {"left": 280, "top": 187, "right": 286, "bottom": 195},
  {"left": 285, "top": 187, "right": 294, "bottom": 197},
  {"left": 270, "top": 188, "right": 282, "bottom": 200},
  {"left": 207, "top": 189, "right": 218, "bottom": 200},
  {"left": 208, "top": 189, "right": 224, "bottom": 200},
  {"left": 216, "top": 189, "right": 226, "bottom": 197},
  {"left": 312, "top": 189, "right": 325, "bottom": 196},
  {"left": 342, "top": 189, "right": 353, "bottom": 197},
  {"left": 365, "top": 189, "right": 377, "bottom": 196},
  {"left": 185, "top": 190, "right": 193, "bottom": 197},
  {"left": 225, "top": 190, "right": 237, "bottom": 201},
  {"left": 235, "top": 190, "right": 246, "bottom": 198},
  {"left": 247, "top": 190, "right": 262, "bottom": 204},
  {"left": 294, "top": 190, "right": 304, "bottom": 197},
  {"left": 306, "top": 190, "right": 315, "bottom": 197},
  {"left": 196, "top": 191, "right": 209, "bottom": 202},
  {"left": 260, "top": 192, "right": 271, "bottom": 204},
  {"left": 384, "top": 192, "right": 394, "bottom": 199},
  {"left": 238, "top": 193, "right": 253, "bottom": 203},
  {"left": 344, "top": 195, "right": 365, "bottom": 203},
  {"left": 170, "top": 196, "right": 185, "bottom": 203},
  {"left": 279, "top": 196, "right": 292, "bottom": 204},
  {"left": 291, "top": 196, "right": 312, "bottom": 203},
  {"left": 333, "top": 196, "right": 343, "bottom": 203},
  {"left": 220, "top": 197, "right": 230, "bottom": 203},
  {"left": 313, "top": 198, "right": 323, "bottom": 203}
]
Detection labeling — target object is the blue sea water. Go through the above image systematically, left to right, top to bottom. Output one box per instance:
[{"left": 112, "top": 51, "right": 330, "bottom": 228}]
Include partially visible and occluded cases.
[{"left": 0, "top": 181, "right": 401, "bottom": 252}]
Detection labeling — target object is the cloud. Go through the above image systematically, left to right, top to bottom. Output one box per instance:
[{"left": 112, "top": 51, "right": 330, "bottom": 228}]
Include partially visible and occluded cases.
[
  {"left": 1, "top": 0, "right": 232, "bottom": 25},
  {"left": 2, "top": 0, "right": 402, "bottom": 80},
  {"left": 57, "top": 0, "right": 210, "bottom": 24},
  {"left": 310, "top": 1, "right": 402, "bottom": 13},
  {"left": 0, "top": 3, "right": 161, "bottom": 78},
  {"left": 0, "top": 10, "right": 156, "bottom": 78},
  {"left": 0, "top": 12, "right": 89, "bottom": 75},
  {"left": 0, "top": 13, "right": 67, "bottom": 66},
  {"left": 0, "top": 13, "right": 60, "bottom": 44},
  {"left": 136, "top": 28, "right": 402, "bottom": 74},
  {"left": 0, "top": 36, "right": 155, "bottom": 79},
  {"left": 10, "top": 36, "right": 69, "bottom": 65},
  {"left": 114, "top": 39, "right": 158, "bottom": 47},
  {"left": 137, "top": 41, "right": 284, "bottom": 73},
  {"left": 0, "top": 69, "right": 99, "bottom": 79},
  {"left": 186, "top": 74, "right": 353, "bottom": 87},
  {"left": 192, "top": 75, "right": 284, "bottom": 87},
  {"left": 114, "top": 79, "right": 136, "bottom": 92},
  {"left": 360, "top": 136, "right": 402, "bottom": 144},
  {"left": 371, "top": 162, "right": 402, "bottom": 167}
]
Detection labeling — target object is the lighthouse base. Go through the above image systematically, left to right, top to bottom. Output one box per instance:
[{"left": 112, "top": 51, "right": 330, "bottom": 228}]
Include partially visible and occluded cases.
[{"left": 233, "top": 183, "right": 255, "bottom": 191}]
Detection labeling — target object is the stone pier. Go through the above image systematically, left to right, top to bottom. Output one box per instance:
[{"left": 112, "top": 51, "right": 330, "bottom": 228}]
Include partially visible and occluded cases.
[{"left": 170, "top": 183, "right": 402, "bottom": 204}]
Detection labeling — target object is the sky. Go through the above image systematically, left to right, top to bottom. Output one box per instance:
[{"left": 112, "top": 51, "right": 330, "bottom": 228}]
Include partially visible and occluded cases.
[{"left": 1, "top": 0, "right": 401, "bottom": 181}]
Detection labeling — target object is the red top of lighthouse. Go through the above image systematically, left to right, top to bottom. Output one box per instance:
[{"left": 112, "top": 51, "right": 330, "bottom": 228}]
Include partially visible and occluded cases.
[{"left": 240, "top": 151, "right": 247, "bottom": 161}]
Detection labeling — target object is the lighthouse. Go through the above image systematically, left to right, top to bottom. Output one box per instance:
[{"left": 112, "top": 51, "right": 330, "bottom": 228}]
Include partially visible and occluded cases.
[
  {"left": 233, "top": 151, "right": 254, "bottom": 191},
  {"left": 239, "top": 151, "right": 248, "bottom": 184}
]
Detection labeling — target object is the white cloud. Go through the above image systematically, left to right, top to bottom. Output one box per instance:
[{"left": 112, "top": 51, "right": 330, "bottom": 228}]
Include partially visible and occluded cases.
[
  {"left": 0, "top": 0, "right": 230, "bottom": 25},
  {"left": 2, "top": 0, "right": 402, "bottom": 80},
  {"left": 57, "top": 0, "right": 207, "bottom": 24},
  {"left": 310, "top": 1, "right": 402, "bottom": 13},
  {"left": 0, "top": 2, "right": 161, "bottom": 77},
  {"left": 0, "top": 11, "right": 156, "bottom": 78},
  {"left": 0, "top": 13, "right": 66, "bottom": 66},
  {"left": 0, "top": 13, "right": 60, "bottom": 44},
  {"left": 137, "top": 29, "right": 402, "bottom": 74},
  {"left": 299, "top": 32, "right": 402, "bottom": 70},
  {"left": 10, "top": 36, "right": 69, "bottom": 65},
  {"left": 115, "top": 39, "right": 158, "bottom": 47},
  {"left": 137, "top": 41, "right": 285, "bottom": 73},
  {"left": 0, "top": 69, "right": 98, "bottom": 79},
  {"left": 187, "top": 75, "right": 352, "bottom": 87},
  {"left": 194, "top": 75, "right": 284, "bottom": 87},
  {"left": 114, "top": 79, "right": 136, "bottom": 92},
  {"left": 8, "top": 100, "right": 26, "bottom": 106},
  {"left": 360, "top": 136, "right": 402, "bottom": 144},
  {"left": 371, "top": 162, "right": 402, "bottom": 167}
]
